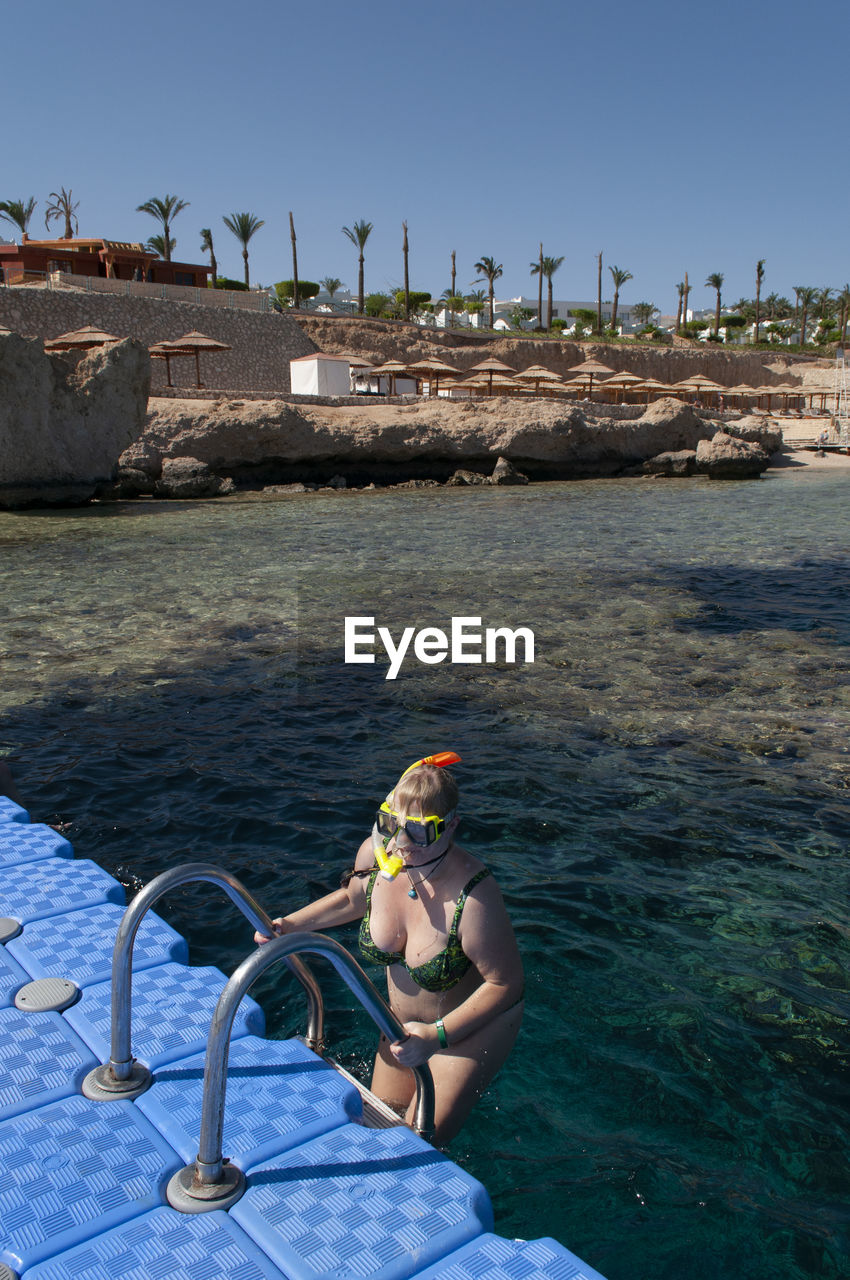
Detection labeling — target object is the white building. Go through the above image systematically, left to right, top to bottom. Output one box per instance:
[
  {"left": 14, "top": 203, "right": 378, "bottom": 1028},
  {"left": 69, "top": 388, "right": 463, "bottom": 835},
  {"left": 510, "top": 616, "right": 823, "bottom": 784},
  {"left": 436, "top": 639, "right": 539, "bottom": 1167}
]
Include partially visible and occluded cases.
[{"left": 493, "top": 296, "right": 639, "bottom": 332}]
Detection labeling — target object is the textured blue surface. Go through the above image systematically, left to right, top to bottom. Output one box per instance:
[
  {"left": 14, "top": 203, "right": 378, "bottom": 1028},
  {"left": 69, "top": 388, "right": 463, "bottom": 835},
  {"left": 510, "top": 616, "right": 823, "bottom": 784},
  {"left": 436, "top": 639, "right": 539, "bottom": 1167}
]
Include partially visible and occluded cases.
[
  {"left": 0, "top": 796, "right": 29, "bottom": 824},
  {"left": 0, "top": 818, "right": 605, "bottom": 1280},
  {"left": 0, "top": 824, "right": 73, "bottom": 868},
  {"left": 0, "top": 857, "right": 125, "bottom": 925},
  {"left": 7, "top": 901, "right": 188, "bottom": 988},
  {"left": 0, "top": 947, "right": 28, "bottom": 1008},
  {"left": 64, "top": 960, "right": 265, "bottom": 1070},
  {"left": 0, "top": 1007, "right": 98, "bottom": 1120},
  {"left": 137, "top": 1034, "right": 362, "bottom": 1169},
  {"left": 0, "top": 1094, "right": 180, "bottom": 1272},
  {"left": 233, "top": 1121, "right": 494, "bottom": 1280},
  {"left": 21, "top": 1207, "right": 289, "bottom": 1280},
  {"left": 409, "top": 1234, "right": 609, "bottom": 1280}
]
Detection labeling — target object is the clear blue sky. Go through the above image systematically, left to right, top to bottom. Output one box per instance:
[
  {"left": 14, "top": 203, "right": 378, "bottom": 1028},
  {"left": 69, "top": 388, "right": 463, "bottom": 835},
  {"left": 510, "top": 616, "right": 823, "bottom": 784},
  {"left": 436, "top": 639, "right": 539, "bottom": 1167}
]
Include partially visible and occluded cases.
[{"left": 3, "top": 0, "right": 847, "bottom": 314}]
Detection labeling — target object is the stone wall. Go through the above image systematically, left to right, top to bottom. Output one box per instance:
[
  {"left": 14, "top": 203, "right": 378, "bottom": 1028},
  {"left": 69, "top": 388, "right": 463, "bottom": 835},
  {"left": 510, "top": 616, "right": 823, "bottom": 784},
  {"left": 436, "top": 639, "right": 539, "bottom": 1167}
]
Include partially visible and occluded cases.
[{"left": 0, "top": 287, "right": 318, "bottom": 394}]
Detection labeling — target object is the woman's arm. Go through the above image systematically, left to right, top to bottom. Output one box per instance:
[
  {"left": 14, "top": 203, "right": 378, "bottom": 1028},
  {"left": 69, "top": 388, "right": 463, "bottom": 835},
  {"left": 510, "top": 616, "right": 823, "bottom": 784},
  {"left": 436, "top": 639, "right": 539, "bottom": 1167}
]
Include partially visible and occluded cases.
[
  {"left": 254, "top": 835, "right": 374, "bottom": 943},
  {"left": 390, "top": 875, "right": 524, "bottom": 1065}
]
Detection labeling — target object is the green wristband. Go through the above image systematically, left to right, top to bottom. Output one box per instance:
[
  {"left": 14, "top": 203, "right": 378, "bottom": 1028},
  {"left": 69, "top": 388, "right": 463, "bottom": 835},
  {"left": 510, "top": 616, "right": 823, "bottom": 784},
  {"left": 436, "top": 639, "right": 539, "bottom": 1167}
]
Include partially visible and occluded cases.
[{"left": 435, "top": 1018, "right": 448, "bottom": 1049}]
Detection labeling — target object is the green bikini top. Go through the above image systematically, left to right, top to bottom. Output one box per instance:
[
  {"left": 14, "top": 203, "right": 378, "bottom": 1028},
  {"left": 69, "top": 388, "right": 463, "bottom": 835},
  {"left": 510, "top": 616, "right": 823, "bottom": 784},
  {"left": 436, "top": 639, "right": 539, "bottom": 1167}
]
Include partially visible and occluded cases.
[{"left": 358, "top": 865, "right": 491, "bottom": 993}]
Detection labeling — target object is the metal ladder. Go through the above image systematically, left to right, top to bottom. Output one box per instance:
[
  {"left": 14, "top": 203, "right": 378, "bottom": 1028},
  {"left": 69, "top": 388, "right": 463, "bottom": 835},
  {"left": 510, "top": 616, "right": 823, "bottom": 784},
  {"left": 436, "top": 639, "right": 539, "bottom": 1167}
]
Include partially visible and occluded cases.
[{"left": 81, "top": 862, "right": 435, "bottom": 1210}]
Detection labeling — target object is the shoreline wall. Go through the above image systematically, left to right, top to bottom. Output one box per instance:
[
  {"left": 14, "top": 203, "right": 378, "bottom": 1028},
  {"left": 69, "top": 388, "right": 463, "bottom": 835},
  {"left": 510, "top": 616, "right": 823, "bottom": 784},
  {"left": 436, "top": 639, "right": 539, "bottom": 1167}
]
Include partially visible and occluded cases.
[{"left": 0, "top": 288, "right": 317, "bottom": 394}]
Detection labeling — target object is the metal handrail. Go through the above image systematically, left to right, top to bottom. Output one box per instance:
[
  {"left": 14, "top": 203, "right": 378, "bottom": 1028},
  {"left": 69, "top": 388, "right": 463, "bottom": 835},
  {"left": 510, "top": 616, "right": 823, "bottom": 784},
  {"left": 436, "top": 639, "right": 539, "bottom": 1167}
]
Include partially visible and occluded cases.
[
  {"left": 102, "top": 862, "right": 324, "bottom": 1083},
  {"left": 189, "top": 931, "right": 435, "bottom": 1191}
]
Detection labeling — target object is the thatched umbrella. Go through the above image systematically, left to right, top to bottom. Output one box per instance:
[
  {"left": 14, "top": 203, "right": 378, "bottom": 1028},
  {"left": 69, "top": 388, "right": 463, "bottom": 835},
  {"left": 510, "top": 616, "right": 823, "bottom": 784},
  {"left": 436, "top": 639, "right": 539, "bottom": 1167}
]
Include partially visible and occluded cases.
[
  {"left": 45, "top": 325, "right": 121, "bottom": 351},
  {"left": 163, "top": 331, "right": 232, "bottom": 388},
  {"left": 149, "top": 341, "right": 178, "bottom": 387},
  {"left": 339, "top": 352, "right": 374, "bottom": 369},
  {"left": 406, "top": 356, "right": 460, "bottom": 395},
  {"left": 467, "top": 357, "right": 517, "bottom": 394},
  {"left": 566, "top": 358, "right": 614, "bottom": 400},
  {"left": 369, "top": 360, "right": 409, "bottom": 395},
  {"left": 514, "top": 365, "right": 563, "bottom": 395},
  {"left": 600, "top": 370, "right": 644, "bottom": 402},
  {"left": 635, "top": 378, "right": 670, "bottom": 403}
]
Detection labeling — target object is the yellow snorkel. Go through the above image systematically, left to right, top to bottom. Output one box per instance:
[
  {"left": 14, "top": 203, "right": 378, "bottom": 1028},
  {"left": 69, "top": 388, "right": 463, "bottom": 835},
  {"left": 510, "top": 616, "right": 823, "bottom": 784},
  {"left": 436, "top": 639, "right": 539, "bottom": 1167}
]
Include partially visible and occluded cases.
[{"left": 373, "top": 751, "right": 462, "bottom": 881}]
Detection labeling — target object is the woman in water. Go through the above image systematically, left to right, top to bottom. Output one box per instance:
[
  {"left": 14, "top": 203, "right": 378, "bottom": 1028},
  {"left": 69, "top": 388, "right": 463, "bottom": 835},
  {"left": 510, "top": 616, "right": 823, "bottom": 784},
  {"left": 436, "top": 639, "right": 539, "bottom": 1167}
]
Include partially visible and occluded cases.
[{"left": 255, "top": 754, "right": 524, "bottom": 1144}]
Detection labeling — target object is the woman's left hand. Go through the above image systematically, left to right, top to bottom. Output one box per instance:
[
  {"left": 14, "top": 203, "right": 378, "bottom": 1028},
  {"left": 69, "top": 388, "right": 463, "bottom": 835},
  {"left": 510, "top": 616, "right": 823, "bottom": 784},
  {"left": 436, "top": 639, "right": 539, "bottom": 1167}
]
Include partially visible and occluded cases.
[{"left": 389, "top": 1022, "right": 439, "bottom": 1066}]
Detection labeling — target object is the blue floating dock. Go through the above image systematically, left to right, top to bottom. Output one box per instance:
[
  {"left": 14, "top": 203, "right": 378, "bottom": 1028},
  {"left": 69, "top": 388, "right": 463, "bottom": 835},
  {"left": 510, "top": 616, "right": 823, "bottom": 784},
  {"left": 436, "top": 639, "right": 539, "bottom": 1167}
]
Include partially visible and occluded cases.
[
  {"left": 0, "top": 796, "right": 29, "bottom": 824},
  {"left": 0, "top": 805, "right": 608, "bottom": 1279},
  {"left": 0, "top": 824, "right": 73, "bottom": 868},
  {"left": 6, "top": 900, "right": 188, "bottom": 988},
  {"left": 0, "top": 1008, "right": 97, "bottom": 1121},
  {"left": 138, "top": 1033, "right": 362, "bottom": 1169},
  {"left": 0, "top": 1094, "right": 181, "bottom": 1273},
  {"left": 232, "top": 1121, "right": 493, "bottom": 1280},
  {"left": 22, "top": 1206, "right": 289, "bottom": 1280}
]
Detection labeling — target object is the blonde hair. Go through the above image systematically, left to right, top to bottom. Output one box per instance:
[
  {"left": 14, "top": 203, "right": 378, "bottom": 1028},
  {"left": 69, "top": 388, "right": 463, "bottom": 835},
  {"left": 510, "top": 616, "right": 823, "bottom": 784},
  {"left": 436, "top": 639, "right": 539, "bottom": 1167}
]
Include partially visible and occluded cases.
[{"left": 391, "top": 764, "right": 458, "bottom": 819}]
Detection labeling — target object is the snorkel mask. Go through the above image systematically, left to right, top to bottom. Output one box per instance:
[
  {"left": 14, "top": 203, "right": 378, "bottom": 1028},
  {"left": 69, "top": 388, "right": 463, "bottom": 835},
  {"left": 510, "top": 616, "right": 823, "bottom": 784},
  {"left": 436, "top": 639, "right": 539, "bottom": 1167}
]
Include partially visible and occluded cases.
[{"left": 372, "top": 751, "right": 461, "bottom": 880}]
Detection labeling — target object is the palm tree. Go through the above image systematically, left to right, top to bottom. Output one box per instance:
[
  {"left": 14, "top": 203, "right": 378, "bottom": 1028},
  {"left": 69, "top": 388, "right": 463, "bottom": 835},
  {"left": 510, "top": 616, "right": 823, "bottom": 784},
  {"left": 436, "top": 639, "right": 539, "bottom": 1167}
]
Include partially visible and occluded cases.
[
  {"left": 44, "top": 188, "right": 79, "bottom": 239},
  {"left": 136, "top": 194, "right": 189, "bottom": 263},
  {"left": 0, "top": 197, "right": 36, "bottom": 237},
  {"left": 223, "top": 211, "right": 265, "bottom": 288},
  {"left": 341, "top": 220, "right": 373, "bottom": 313},
  {"left": 200, "top": 228, "right": 217, "bottom": 288},
  {"left": 146, "top": 234, "right": 176, "bottom": 259},
  {"left": 533, "top": 243, "right": 543, "bottom": 329},
  {"left": 531, "top": 254, "right": 565, "bottom": 329},
  {"left": 473, "top": 255, "right": 503, "bottom": 328},
  {"left": 754, "top": 259, "right": 766, "bottom": 343},
  {"left": 609, "top": 265, "right": 633, "bottom": 333},
  {"left": 683, "top": 272, "right": 691, "bottom": 328},
  {"left": 705, "top": 272, "right": 724, "bottom": 337},
  {"left": 321, "top": 277, "right": 342, "bottom": 303},
  {"left": 675, "top": 282, "right": 685, "bottom": 333},
  {"left": 837, "top": 284, "right": 850, "bottom": 345},
  {"left": 795, "top": 286, "right": 817, "bottom": 346},
  {"left": 816, "top": 287, "right": 834, "bottom": 321}
]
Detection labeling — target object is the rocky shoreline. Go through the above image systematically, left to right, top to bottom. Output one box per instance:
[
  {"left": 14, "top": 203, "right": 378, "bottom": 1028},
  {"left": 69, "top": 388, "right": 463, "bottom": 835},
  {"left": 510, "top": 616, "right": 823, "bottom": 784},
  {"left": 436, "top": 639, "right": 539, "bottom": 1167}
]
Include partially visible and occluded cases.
[
  {"left": 0, "top": 328, "right": 785, "bottom": 509},
  {"left": 110, "top": 394, "right": 779, "bottom": 501}
]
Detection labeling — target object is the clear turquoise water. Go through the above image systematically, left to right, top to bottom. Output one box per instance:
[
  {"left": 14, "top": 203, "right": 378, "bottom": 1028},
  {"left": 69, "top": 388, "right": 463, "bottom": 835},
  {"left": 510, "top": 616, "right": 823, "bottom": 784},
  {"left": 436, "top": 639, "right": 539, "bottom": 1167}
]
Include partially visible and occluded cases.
[{"left": 1, "top": 472, "right": 849, "bottom": 1280}]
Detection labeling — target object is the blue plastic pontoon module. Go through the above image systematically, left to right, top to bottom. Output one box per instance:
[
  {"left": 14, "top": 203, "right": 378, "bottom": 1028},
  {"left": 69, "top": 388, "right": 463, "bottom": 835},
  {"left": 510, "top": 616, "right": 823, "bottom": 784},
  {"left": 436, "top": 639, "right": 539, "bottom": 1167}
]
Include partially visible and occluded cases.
[
  {"left": 0, "top": 796, "right": 29, "bottom": 824},
  {"left": 0, "top": 824, "right": 73, "bottom": 868},
  {"left": 0, "top": 857, "right": 125, "bottom": 925},
  {"left": 7, "top": 901, "right": 188, "bottom": 988},
  {"left": 0, "top": 948, "right": 28, "bottom": 1009},
  {"left": 64, "top": 961, "right": 265, "bottom": 1070},
  {"left": 0, "top": 1007, "right": 98, "bottom": 1121},
  {"left": 137, "top": 1033, "right": 362, "bottom": 1169},
  {"left": 0, "top": 1095, "right": 181, "bottom": 1273},
  {"left": 232, "top": 1121, "right": 494, "bottom": 1280},
  {"left": 21, "top": 1206, "right": 290, "bottom": 1280},
  {"left": 410, "top": 1232, "right": 610, "bottom": 1280}
]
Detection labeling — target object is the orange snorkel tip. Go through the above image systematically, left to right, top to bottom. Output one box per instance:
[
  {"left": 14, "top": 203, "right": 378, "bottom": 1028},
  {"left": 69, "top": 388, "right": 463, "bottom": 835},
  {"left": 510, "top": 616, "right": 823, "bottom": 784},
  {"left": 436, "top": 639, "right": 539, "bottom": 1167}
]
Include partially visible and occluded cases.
[{"left": 400, "top": 751, "right": 461, "bottom": 779}]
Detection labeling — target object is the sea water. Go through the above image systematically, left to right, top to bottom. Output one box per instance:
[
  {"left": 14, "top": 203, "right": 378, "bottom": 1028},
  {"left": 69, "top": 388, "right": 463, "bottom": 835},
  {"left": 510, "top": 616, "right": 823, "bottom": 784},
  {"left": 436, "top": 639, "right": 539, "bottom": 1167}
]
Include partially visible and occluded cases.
[{"left": 1, "top": 471, "right": 848, "bottom": 1280}]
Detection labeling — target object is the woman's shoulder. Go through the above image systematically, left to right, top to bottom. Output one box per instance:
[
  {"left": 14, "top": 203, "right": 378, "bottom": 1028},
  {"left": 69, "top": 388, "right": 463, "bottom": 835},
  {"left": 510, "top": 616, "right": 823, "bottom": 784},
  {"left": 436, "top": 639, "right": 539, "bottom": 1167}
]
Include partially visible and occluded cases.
[{"left": 451, "top": 846, "right": 494, "bottom": 894}]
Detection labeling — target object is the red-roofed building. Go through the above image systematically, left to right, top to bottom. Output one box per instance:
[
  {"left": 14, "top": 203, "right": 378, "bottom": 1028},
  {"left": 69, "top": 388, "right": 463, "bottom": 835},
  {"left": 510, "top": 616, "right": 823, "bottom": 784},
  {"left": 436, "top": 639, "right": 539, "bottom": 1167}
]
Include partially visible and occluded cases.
[{"left": 0, "top": 234, "right": 210, "bottom": 287}]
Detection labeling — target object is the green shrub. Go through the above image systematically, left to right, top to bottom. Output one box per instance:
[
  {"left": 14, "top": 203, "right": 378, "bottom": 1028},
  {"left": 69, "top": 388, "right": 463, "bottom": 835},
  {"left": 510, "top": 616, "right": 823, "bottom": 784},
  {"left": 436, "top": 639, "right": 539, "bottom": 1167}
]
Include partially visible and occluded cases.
[
  {"left": 215, "top": 276, "right": 249, "bottom": 291},
  {"left": 275, "top": 279, "right": 321, "bottom": 302},
  {"left": 365, "top": 292, "right": 392, "bottom": 317}
]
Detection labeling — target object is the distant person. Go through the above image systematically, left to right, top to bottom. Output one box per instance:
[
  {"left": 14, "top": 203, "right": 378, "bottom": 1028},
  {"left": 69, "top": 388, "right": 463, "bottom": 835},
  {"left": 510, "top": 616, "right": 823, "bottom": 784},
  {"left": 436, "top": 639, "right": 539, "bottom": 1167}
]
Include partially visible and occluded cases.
[{"left": 255, "top": 753, "right": 524, "bottom": 1144}]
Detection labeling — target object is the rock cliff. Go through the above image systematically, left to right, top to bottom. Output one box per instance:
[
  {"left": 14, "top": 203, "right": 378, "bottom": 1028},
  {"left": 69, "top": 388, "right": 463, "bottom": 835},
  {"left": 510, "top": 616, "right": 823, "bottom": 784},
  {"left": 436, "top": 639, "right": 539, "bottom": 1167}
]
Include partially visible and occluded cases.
[
  {"left": 0, "top": 333, "right": 150, "bottom": 507},
  {"left": 125, "top": 395, "right": 717, "bottom": 488}
]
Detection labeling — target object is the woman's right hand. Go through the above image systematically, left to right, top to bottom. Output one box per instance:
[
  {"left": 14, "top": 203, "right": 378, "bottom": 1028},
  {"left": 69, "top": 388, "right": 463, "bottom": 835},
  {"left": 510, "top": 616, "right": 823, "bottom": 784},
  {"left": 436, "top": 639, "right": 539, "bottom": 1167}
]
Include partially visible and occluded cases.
[{"left": 254, "top": 917, "right": 289, "bottom": 945}]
